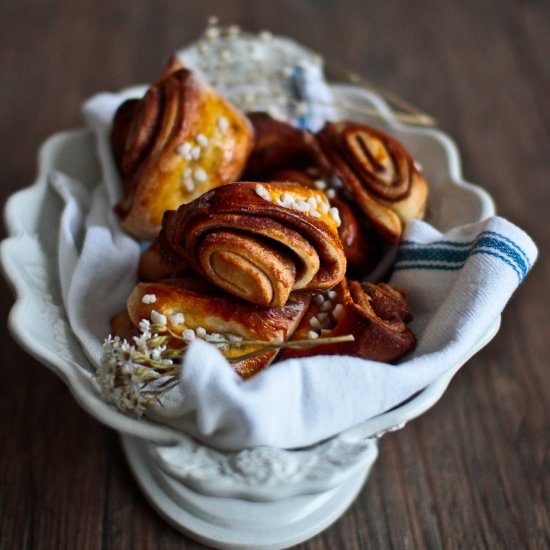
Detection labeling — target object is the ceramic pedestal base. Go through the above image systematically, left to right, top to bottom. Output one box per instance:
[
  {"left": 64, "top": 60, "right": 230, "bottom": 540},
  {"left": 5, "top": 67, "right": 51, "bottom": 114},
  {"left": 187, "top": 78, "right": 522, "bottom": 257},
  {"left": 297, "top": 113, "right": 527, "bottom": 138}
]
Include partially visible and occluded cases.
[{"left": 121, "top": 435, "right": 378, "bottom": 549}]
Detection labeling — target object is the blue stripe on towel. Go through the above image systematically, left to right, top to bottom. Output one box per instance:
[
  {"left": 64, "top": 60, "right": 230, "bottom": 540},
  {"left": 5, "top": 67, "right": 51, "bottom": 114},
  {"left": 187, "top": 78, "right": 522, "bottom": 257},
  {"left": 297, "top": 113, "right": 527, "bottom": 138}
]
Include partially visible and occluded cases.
[
  {"left": 395, "top": 231, "right": 528, "bottom": 281},
  {"left": 483, "top": 231, "right": 531, "bottom": 270},
  {"left": 470, "top": 249, "right": 523, "bottom": 280},
  {"left": 393, "top": 263, "right": 463, "bottom": 272}
]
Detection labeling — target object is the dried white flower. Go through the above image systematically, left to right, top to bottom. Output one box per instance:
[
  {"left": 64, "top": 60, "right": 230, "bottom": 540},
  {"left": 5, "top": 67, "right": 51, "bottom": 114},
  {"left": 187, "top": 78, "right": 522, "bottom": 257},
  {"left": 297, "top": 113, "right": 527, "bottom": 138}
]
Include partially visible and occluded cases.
[
  {"left": 227, "top": 24, "right": 240, "bottom": 37},
  {"left": 206, "top": 26, "right": 221, "bottom": 40},
  {"left": 259, "top": 30, "right": 272, "bottom": 41},
  {"left": 96, "top": 315, "right": 354, "bottom": 417},
  {"left": 138, "top": 318, "right": 151, "bottom": 332},
  {"left": 96, "top": 333, "right": 174, "bottom": 416},
  {"left": 151, "top": 346, "right": 166, "bottom": 361}
]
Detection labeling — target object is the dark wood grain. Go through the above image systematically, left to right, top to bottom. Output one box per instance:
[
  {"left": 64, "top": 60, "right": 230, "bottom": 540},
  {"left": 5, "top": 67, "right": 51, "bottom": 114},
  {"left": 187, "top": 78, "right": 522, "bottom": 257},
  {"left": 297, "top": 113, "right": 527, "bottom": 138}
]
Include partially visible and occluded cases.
[{"left": 1, "top": 1, "right": 549, "bottom": 549}]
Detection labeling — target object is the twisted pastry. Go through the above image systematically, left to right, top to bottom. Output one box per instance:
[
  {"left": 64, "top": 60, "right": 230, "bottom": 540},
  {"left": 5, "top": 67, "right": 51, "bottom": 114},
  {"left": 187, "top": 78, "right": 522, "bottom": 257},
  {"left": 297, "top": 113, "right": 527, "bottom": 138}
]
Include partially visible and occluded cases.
[
  {"left": 111, "top": 57, "right": 253, "bottom": 240},
  {"left": 243, "top": 112, "right": 317, "bottom": 180},
  {"left": 316, "top": 122, "right": 428, "bottom": 243},
  {"left": 271, "top": 168, "right": 378, "bottom": 273},
  {"left": 161, "top": 181, "right": 347, "bottom": 307},
  {"left": 332, "top": 197, "right": 379, "bottom": 273},
  {"left": 137, "top": 235, "right": 191, "bottom": 282},
  {"left": 126, "top": 277, "right": 311, "bottom": 378},
  {"left": 283, "top": 278, "right": 416, "bottom": 362},
  {"left": 110, "top": 312, "right": 138, "bottom": 342}
]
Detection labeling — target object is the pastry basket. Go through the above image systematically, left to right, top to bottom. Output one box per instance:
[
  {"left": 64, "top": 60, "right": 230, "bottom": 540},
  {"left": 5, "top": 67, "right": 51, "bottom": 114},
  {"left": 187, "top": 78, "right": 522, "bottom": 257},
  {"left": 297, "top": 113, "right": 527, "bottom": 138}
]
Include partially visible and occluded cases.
[{"left": 1, "top": 72, "right": 498, "bottom": 549}]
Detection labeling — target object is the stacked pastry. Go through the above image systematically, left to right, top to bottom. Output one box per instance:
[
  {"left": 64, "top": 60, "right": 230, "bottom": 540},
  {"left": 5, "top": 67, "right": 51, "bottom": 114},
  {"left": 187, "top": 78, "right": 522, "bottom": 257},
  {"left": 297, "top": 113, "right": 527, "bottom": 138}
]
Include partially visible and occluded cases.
[{"left": 110, "top": 58, "right": 428, "bottom": 378}]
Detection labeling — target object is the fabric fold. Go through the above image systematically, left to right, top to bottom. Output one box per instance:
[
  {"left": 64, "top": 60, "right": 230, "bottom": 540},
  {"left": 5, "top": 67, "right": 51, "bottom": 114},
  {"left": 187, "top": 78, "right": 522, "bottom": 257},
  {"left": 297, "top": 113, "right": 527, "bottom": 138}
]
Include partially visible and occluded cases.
[
  {"left": 51, "top": 170, "right": 537, "bottom": 449},
  {"left": 144, "top": 216, "right": 537, "bottom": 450}
]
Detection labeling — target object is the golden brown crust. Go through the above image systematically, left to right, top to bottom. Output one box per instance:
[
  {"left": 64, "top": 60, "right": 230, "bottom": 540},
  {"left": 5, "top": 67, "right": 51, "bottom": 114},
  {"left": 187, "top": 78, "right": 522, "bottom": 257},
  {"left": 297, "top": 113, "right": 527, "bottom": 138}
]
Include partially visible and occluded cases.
[
  {"left": 111, "top": 58, "right": 254, "bottom": 240},
  {"left": 110, "top": 99, "right": 139, "bottom": 170},
  {"left": 244, "top": 112, "right": 317, "bottom": 180},
  {"left": 316, "top": 122, "right": 429, "bottom": 244},
  {"left": 269, "top": 168, "right": 321, "bottom": 188},
  {"left": 265, "top": 169, "right": 381, "bottom": 273},
  {"left": 161, "top": 181, "right": 347, "bottom": 307},
  {"left": 330, "top": 197, "right": 379, "bottom": 272},
  {"left": 198, "top": 230, "right": 298, "bottom": 307},
  {"left": 138, "top": 238, "right": 191, "bottom": 282},
  {"left": 126, "top": 277, "right": 311, "bottom": 378},
  {"left": 283, "top": 279, "right": 416, "bottom": 362},
  {"left": 110, "top": 312, "right": 139, "bottom": 341}
]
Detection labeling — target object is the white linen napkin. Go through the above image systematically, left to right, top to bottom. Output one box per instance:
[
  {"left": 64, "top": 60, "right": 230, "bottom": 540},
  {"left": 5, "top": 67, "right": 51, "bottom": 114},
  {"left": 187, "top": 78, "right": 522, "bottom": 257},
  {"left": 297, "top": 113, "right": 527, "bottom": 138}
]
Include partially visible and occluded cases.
[
  {"left": 51, "top": 170, "right": 537, "bottom": 451},
  {"left": 51, "top": 173, "right": 140, "bottom": 365},
  {"left": 149, "top": 216, "right": 536, "bottom": 449}
]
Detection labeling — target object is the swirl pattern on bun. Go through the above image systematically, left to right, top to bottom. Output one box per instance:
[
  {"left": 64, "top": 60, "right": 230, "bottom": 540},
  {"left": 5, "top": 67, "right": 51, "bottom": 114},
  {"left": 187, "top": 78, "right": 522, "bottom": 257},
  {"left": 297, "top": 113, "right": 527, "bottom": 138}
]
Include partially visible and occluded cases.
[
  {"left": 111, "top": 57, "right": 253, "bottom": 240},
  {"left": 316, "top": 121, "right": 428, "bottom": 243},
  {"left": 161, "top": 181, "right": 347, "bottom": 307}
]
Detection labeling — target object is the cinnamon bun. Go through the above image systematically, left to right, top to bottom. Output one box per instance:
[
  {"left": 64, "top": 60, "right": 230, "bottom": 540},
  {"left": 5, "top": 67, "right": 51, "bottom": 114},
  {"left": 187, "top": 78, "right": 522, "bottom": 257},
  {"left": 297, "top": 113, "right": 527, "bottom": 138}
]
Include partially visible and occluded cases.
[
  {"left": 111, "top": 57, "right": 253, "bottom": 239},
  {"left": 316, "top": 122, "right": 428, "bottom": 243},
  {"left": 161, "top": 181, "right": 347, "bottom": 307},
  {"left": 126, "top": 277, "right": 310, "bottom": 378},
  {"left": 283, "top": 278, "right": 416, "bottom": 362}
]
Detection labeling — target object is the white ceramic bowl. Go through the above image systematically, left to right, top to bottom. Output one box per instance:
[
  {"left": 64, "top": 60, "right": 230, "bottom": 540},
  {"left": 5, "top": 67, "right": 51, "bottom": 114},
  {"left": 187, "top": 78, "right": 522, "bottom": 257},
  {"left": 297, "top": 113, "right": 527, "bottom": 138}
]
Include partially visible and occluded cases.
[{"left": 1, "top": 85, "right": 498, "bottom": 505}]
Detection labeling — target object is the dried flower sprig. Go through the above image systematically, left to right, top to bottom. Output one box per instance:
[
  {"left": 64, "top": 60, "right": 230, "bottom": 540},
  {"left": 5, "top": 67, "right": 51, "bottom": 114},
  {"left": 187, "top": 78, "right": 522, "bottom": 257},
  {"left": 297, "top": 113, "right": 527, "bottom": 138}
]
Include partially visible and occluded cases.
[
  {"left": 323, "top": 59, "right": 437, "bottom": 127},
  {"left": 96, "top": 318, "right": 354, "bottom": 416}
]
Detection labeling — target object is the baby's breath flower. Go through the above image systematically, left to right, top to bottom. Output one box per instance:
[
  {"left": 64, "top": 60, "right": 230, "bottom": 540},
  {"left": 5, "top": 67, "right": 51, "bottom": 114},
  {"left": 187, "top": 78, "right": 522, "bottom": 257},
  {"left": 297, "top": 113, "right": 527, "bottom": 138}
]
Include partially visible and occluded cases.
[
  {"left": 95, "top": 319, "right": 353, "bottom": 416},
  {"left": 96, "top": 329, "right": 177, "bottom": 416}
]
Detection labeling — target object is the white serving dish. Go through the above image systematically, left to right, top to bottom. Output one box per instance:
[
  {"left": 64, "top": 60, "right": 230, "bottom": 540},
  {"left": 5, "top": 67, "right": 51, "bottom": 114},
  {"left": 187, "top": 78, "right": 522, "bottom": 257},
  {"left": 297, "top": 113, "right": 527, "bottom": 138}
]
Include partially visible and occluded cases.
[{"left": 1, "top": 84, "right": 498, "bottom": 549}]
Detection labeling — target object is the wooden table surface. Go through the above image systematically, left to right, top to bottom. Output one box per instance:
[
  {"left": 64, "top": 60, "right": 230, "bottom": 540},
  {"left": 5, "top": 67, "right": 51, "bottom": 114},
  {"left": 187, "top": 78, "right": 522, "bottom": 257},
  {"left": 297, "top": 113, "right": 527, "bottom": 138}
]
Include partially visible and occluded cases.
[{"left": 1, "top": 1, "right": 549, "bottom": 548}]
